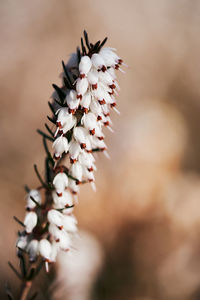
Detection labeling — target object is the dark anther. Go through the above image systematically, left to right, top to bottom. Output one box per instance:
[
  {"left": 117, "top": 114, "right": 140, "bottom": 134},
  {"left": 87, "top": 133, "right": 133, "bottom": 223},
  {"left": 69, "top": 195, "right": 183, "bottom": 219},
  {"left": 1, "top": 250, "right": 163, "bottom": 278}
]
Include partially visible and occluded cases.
[
  {"left": 101, "top": 65, "right": 107, "bottom": 72},
  {"left": 92, "top": 83, "right": 98, "bottom": 90},
  {"left": 98, "top": 99, "right": 106, "bottom": 105},
  {"left": 97, "top": 115, "right": 102, "bottom": 121},
  {"left": 89, "top": 129, "right": 95, "bottom": 135},
  {"left": 80, "top": 143, "right": 86, "bottom": 149}
]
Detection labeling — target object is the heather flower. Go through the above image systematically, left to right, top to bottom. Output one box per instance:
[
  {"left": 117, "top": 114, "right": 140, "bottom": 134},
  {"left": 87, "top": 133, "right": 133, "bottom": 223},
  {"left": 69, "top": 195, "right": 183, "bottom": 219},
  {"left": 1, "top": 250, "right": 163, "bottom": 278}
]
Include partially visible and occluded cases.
[{"left": 11, "top": 31, "right": 124, "bottom": 299}]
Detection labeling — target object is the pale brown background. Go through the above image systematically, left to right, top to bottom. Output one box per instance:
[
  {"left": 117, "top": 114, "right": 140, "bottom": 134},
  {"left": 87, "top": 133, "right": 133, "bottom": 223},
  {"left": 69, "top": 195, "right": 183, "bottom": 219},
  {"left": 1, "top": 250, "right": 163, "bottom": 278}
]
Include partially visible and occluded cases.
[{"left": 1, "top": 0, "right": 200, "bottom": 299}]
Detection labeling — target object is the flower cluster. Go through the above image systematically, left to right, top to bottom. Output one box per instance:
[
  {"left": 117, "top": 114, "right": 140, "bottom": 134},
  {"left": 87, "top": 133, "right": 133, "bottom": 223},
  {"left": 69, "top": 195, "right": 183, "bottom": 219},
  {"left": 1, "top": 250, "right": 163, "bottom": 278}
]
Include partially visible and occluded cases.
[{"left": 16, "top": 31, "right": 124, "bottom": 271}]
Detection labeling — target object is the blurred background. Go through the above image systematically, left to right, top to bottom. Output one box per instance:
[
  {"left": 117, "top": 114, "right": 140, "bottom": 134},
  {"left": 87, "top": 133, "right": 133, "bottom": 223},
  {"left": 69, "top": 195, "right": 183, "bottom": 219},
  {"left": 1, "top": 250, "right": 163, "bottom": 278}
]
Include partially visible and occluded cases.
[{"left": 1, "top": 0, "right": 200, "bottom": 299}]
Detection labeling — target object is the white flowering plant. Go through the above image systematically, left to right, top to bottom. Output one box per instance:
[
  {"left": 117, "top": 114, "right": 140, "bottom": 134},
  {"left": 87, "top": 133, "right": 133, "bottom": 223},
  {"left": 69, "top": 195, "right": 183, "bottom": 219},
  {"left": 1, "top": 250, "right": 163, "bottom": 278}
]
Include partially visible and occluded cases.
[{"left": 7, "top": 31, "right": 124, "bottom": 300}]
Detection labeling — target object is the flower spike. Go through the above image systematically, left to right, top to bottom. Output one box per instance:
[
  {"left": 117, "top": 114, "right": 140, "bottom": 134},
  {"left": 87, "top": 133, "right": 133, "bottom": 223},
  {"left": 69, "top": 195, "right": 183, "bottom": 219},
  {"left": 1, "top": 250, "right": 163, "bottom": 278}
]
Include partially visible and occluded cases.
[{"left": 11, "top": 31, "right": 124, "bottom": 299}]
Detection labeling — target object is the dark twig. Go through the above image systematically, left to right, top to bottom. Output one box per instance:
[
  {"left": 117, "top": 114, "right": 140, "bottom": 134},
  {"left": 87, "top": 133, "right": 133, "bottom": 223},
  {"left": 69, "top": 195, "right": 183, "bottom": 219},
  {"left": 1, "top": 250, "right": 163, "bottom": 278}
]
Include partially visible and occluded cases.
[
  {"left": 37, "top": 129, "right": 54, "bottom": 142},
  {"left": 33, "top": 164, "right": 48, "bottom": 189},
  {"left": 13, "top": 216, "right": 25, "bottom": 228},
  {"left": 8, "top": 262, "right": 22, "bottom": 279}
]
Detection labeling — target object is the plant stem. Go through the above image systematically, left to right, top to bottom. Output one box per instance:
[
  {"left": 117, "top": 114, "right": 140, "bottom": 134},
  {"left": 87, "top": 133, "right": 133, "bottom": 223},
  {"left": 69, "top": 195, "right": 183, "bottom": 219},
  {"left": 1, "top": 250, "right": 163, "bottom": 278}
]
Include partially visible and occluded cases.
[{"left": 19, "top": 281, "right": 32, "bottom": 300}]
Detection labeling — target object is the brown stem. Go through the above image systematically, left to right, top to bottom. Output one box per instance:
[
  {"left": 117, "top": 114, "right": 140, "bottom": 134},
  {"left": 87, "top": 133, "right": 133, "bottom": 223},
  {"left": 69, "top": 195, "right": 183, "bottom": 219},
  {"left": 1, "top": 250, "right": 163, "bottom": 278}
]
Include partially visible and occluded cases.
[{"left": 19, "top": 281, "right": 32, "bottom": 300}]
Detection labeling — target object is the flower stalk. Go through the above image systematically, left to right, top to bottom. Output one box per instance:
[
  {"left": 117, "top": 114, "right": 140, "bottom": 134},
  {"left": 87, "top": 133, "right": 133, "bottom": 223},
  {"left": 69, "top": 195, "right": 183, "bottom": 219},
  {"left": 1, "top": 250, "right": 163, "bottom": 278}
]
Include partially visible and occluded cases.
[{"left": 7, "top": 30, "right": 124, "bottom": 299}]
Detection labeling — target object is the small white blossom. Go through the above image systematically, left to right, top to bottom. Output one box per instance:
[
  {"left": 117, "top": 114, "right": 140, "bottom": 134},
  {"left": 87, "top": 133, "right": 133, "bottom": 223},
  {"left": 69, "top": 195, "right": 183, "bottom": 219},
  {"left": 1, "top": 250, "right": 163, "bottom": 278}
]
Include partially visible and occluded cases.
[
  {"left": 99, "top": 47, "right": 122, "bottom": 68},
  {"left": 91, "top": 53, "right": 106, "bottom": 72},
  {"left": 79, "top": 56, "right": 92, "bottom": 77},
  {"left": 87, "top": 68, "right": 99, "bottom": 89},
  {"left": 98, "top": 70, "right": 114, "bottom": 85},
  {"left": 76, "top": 77, "right": 88, "bottom": 99},
  {"left": 66, "top": 90, "right": 80, "bottom": 113},
  {"left": 80, "top": 92, "right": 91, "bottom": 113},
  {"left": 90, "top": 99, "right": 103, "bottom": 120},
  {"left": 56, "top": 108, "right": 77, "bottom": 134},
  {"left": 81, "top": 112, "right": 99, "bottom": 136},
  {"left": 73, "top": 126, "right": 90, "bottom": 149},
  {"left": 53, "top": 136, "right": 69, "bottom": 159},
  {"left": 69, "top": 140, "right": 82, "bottom": 163},
  {"left": 78, "top": 151, "right": 95, "bottom": 170},
  {"left": 69, "top": 162, "right": 83, "bottom": 182},
  {"left": 53, "top": 172, "right": 68, "bottom": 195},
  {"left": 68, "top": 178, "right": 80, "bottom": 194},
  {"left": 26, "top": 189, "right": 41, "bottom": 210},
  {"left": 52, "top": 190, "right": 73, "bottom": 208},
  {"left": 47, "top": 209, "right": 63, "bottom": 229},
  {"left": 24, "top": 212, "right": 37, "bottom": 234},
  {"left": 62, "top": 215, "right": 78, "bottom": 233},
  {"left": 57, "top": 230, "right": 71, "bottom": 251},
  {"left": 16, "top": 234, "right": 28, "bottom": 250},
  {"left": 27, "top": 239, "right": 39, "bottom": 261},
  {"left": 39, "top": 239, "right": 52, "bottom": 261},
  {"left": 49, "top": 242, "right": 58, "bottom": 262}
]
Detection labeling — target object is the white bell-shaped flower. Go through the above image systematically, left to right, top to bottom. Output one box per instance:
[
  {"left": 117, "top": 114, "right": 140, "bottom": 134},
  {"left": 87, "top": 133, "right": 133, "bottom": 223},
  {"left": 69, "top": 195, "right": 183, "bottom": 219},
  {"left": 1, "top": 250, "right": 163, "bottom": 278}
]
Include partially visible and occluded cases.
[
  {"left": 99, "top": 47, "right": 121, "bottom": 67},
  {"left": 91, "top": 53, "right": 106, "bottom": 72},
  {"left": 79, "top": 55, "right": 92, "bottom": 77},
  {"left": 107, "top": 67, "right": 117, "bottom": 79},
  {"left": 87, "top": 68, "right": 99, "bottom": 89},
  {"left": 98, "top": 70, "right": 113, "bottom": 86},
  {"left": 76, "top": 77, "right": 88, "bottom": 99},
  {"left": 66, "top": 90, "right": 79, "bottom": 113},
  {"left": 80, "top": 92, "right": 91, "bottom": 113},
  {"left": 90, "top": 99, "right": 103, "bottom": 120},
  {"left": 56, "top": 107, "right": 70, "bottom": 127},
  {"left": 56, "top": 108, "right": 77, "bottom": 133},
  {"left": 81, "top": 112, "right": 98, "bottom": 135},
  {"left": 94, "top": 124, "right": 104, "bottom": 140},
  {"left": 73, "top": 126, "right": 90, "bottom": 149},
  {"left": 53, "top": 136, "right": 69, "bottom": 159},
  {"left": 90, "top": 136, "right": 107, "bottom": 150},
  {"left": 69, "top": 140, "right": 82, "bottom": 163},
  {"left": 78, "top": 151, "right": 95, "bottom": 169},
  {"left": 70, "top": 162, "right": 83, "bottom": 182},
  {"left": 82, "top": 166, "right": 95, "bottom": 182},
  {"left": 53, "top": 172, "right": 68, "bottom": 195},
  {"left": 68, "top": 179, "right": 80, "bottom": 194},
  {"left": 26, "top": 189, "right": 41, "bottom": 210},
  {"left": 52, "top": 190, "right": 73, "bottom": 209},
  {"left": 47, "top": 209, "right": 63, "bottom": 229},
  {"left": 24, "top": 212, "right": 37, "bottom": 234},
  {"left": 62, "top": 215, "right": 77, "bottom": 233},
  {"left": 49, "top": 223, "right": 62, "bottom": 240},
  {"left": 57, "top": 230, "right": 71, "bottom": 251},
  {"left": 16, "top": 235, "right": 28, "bottom": 250},
  {"left": 27, "top": 239, "right": 39, "bottom": 261},
  {"left": 39, "top": 239, "right": 52, "bottom": 261},
  {"left": 49, "top": 241, "right": 59, "bottom": 262}
]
